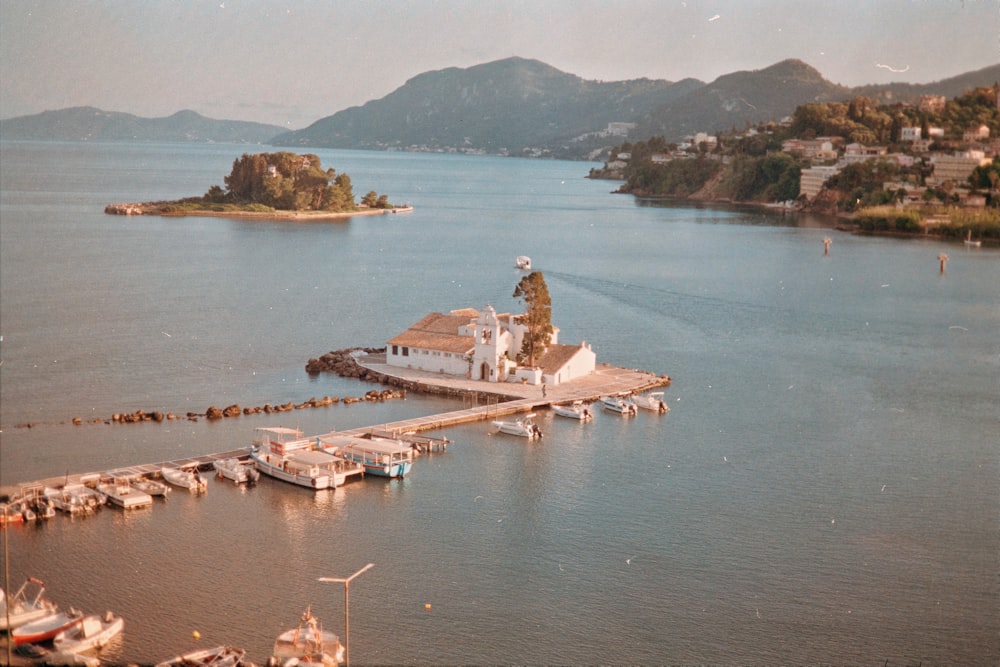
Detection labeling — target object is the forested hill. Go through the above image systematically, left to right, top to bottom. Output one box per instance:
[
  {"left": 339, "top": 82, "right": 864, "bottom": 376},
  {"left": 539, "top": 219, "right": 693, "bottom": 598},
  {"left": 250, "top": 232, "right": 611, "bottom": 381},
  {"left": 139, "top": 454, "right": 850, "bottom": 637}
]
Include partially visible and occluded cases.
[
  {"left": 269, "top": 57, "right": 702, "bottom": 158},
  {"left": 0, "top": 107, "right": 284, "bottom": 143}
]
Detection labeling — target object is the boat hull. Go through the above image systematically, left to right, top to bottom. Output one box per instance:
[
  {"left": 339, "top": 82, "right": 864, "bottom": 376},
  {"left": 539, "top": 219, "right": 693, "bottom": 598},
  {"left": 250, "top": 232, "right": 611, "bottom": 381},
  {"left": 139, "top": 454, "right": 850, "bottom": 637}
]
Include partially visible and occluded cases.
[
  {"left": 250, "top": 452, "right": 334, "bottom": 490},
  {"left": 12, "top": 611, "right": 84, "bottom": 646},
  {"left": 53, "top": 613, "right": 124, "bottom": 653}
]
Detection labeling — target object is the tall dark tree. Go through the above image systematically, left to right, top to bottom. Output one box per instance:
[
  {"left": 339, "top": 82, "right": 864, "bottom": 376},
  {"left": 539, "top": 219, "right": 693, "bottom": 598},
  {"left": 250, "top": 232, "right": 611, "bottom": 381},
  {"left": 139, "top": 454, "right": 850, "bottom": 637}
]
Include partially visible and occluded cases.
[{"left": 512, "top": 271, "right": 553, "bottom": 367}]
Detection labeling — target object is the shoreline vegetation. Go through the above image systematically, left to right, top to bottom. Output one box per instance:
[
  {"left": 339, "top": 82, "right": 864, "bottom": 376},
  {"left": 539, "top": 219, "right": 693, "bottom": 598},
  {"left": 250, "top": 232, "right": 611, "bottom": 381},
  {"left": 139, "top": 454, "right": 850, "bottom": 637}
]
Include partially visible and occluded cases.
[
  {"left": 589, "top": 85, "right": 1000, "bottom": 246},
  {"left": 105, "top": 150, "right": 410, "bottom": 221},
  {"left": 104, "top": 201, "right": 413, "bottom": 219}
]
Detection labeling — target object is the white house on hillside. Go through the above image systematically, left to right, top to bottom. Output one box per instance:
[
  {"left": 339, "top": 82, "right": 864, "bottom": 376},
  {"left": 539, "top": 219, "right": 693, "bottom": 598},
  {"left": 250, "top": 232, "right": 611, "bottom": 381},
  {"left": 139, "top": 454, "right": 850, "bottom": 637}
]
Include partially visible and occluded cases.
[{"left": 386, "top": 305, "right": 596, "bottom": 386}]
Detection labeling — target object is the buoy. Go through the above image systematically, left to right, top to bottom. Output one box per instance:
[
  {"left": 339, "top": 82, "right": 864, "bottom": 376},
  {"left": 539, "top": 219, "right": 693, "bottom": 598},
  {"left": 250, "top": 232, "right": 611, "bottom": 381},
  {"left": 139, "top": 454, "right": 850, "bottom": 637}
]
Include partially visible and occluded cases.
[
  {"left": 823, "top": 237, "right": 832, "bottom": 255},
  {"left": 425, "top": 603, "right": 432, "bottom": 611},
  {"left": 192, "top": 630, "right": 201, "bottom": 640}
]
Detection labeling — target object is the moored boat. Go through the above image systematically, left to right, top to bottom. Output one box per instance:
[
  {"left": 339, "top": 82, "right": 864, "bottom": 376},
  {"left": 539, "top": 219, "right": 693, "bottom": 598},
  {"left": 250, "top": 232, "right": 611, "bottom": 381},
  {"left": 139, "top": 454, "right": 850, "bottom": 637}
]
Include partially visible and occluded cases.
[
  {"left": 964, "top": 230, "right": 982, "bottom": 247},
  {"left": 633, "top": 391, "right": 669, "bottom": 414},
  {"left": 600, "top": 395, "right": 638, "bottom": 416},
  {"left": 552, "top": 401, "right": 593, "bottom": 421},
  {"left": 491, "top": 413, "right": 542, "bottom": 439},
  {"left": 251, "top": 427, "right": 363, "bottom": 489},
  {"left": 321, "top": 434, "right": 414, "bottom": 478},
  {"left": 213, "top": 457, "right": 260, "bottom": 484},
  {"left": 161, "top": 466, "right": 208, "bottom": 493},
  {"left": 131, "top": 476, "right": 171, "bottom": 497},
  {"left": 97, "top": 478, "right": 153, "bottom": 510},
  {"left": 0, "top": 577, "right": 58, "bottom": 630},
  {"left": 268, "top": 607, "right": 344, "bottom": 667},
  {"left": 11, "top": 608, "right": 84, "bottom": 645},
  {"left": 53, "top": 611, "right": 124, "bottom": 654},
  {"left": 155, "top": 645, "right": 252, "bottom": 667}
]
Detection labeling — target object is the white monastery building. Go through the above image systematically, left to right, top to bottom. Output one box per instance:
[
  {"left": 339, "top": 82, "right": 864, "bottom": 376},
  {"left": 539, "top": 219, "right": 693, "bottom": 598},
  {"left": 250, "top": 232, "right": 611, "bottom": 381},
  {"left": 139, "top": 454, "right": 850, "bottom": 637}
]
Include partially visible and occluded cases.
[{"left": 386, "top": 305, "right": 596, "bottom": 386}]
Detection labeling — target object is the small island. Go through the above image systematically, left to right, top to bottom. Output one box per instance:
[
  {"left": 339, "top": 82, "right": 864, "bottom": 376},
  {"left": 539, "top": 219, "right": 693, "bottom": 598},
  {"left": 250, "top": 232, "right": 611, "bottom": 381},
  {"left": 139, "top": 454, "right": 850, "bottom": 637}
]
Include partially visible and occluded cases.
[{"left": 106, "top": 151, "right": 411, "bottom": 219}]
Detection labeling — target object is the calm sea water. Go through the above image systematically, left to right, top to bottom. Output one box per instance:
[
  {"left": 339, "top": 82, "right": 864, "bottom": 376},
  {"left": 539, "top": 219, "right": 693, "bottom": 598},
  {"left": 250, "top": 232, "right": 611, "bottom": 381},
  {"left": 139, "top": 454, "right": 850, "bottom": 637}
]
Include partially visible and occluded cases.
[{"left": 1, "top": 141, "right": 997, "bottom": 665}]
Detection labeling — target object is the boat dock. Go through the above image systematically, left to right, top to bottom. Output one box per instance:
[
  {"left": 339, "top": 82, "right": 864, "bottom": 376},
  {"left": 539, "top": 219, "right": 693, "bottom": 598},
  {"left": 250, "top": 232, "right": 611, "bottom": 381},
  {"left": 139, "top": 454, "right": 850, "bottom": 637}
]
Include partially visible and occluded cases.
[{"left": 1, "top": 361, "right": 669, "bottom": 499}]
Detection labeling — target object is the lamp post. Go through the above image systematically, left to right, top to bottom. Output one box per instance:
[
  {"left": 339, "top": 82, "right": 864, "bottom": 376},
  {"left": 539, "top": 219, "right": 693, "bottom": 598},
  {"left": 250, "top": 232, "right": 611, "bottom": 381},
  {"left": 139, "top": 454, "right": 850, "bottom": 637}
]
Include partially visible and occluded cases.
[{"left": 318, "top": 563, "right": 374, "bottom": 667}]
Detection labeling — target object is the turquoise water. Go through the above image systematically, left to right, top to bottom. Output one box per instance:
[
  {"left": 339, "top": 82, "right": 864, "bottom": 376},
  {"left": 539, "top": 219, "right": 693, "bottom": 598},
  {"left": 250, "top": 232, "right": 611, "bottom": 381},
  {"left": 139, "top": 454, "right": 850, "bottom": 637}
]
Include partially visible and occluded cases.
[{"left": 1, "top": 141, "right": 997, "bottom": 664}]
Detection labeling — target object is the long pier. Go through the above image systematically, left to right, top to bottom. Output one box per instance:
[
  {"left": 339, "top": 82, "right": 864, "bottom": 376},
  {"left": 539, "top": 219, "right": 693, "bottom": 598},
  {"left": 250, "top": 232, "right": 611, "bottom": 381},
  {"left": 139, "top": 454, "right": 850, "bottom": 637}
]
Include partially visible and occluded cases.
[{"left": 1, "top": 362, "right": 669, "bottom": 499}]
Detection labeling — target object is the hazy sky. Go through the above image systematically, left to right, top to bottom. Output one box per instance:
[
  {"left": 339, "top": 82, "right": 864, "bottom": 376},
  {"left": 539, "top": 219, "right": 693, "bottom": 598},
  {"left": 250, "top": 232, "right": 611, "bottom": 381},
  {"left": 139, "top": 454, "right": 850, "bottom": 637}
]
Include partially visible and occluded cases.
[{"left": 2, "top": 0, "right": 997, "bottom": 129}]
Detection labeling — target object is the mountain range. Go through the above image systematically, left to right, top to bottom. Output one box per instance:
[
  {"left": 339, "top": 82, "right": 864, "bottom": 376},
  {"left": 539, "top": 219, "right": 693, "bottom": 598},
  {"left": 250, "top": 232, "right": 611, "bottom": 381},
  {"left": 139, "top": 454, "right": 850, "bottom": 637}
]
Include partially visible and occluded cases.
[
  {"left": 3, "top": 58, "right": 998, "bottom": 160},
  {"left": 0, "top": 107, "right": 284, "bottom": 144}
]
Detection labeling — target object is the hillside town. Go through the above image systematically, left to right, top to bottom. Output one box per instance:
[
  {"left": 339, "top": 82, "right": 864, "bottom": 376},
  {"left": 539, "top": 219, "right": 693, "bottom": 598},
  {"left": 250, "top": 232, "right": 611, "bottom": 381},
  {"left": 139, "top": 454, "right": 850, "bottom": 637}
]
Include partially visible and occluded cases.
[{"left": 593, "top": 85, "right": 1000, "bottom": 238}]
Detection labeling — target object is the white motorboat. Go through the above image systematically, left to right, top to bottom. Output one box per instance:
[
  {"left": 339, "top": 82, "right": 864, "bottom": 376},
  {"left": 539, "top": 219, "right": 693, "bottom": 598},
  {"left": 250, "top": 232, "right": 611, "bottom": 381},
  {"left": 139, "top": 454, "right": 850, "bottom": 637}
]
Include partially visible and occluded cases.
[
  {"left": 515, "top": 255, "right": 531, "bottom": 270},
  {"left": 633, "top": 391, "right": 670, "bottom": 414},
  {"left": 600, "top": 395, "right": 638, "bottom": 416},
  {"left": 552, "top": 401, "right": 593, "bottom": 421},
  {"left": 491, "top": 413, "right": 542, "bottom": 439},
  {"left": 251, "top": 427, "right": 364, "bottom": 490},
  {"left": 321, "top": 434, "right": 414, "bottom": 478},
  {"left": 213, "top": 457, "right": 260, "bottom": 484},
  {"left": 161, "top": 466, "right": 208, "bottom": 493},
  {"left": 131, "top": 476, "right": 171, "bottom": 497},
  {"left": 97, "top": 478, "right": 153, "bottom": 510},
  {"left": 44, "top": 484, "right": 103, "bottom": 514},
  {"left": 0, "top": 577, "right": 58, "bottom": 630},
  {"left": 269, "top": 607, "right": 344, "bottom": 667},
  {"left": 12, "top": 608, "right": 84, "bottom": 646},
  {"left": 53, "top": 611, "right": 124, "bottom": 654},
  {"left": 155, "top": 645, "right": 251, "bottom": 667}
]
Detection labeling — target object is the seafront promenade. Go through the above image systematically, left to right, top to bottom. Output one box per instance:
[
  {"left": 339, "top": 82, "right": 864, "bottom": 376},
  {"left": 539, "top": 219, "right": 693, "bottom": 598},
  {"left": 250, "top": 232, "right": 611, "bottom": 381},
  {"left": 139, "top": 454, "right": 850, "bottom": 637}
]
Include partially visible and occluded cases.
[{"left": 1, "top": 358, "right": 670, "bottom": 498}]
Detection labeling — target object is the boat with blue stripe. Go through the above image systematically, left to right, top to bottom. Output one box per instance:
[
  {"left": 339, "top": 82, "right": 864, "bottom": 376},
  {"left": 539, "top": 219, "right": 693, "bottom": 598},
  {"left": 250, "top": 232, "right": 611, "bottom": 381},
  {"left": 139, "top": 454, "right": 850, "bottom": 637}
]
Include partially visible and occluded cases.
[{"left": 320, "top": 434, "right": 414, "bottom": 479}]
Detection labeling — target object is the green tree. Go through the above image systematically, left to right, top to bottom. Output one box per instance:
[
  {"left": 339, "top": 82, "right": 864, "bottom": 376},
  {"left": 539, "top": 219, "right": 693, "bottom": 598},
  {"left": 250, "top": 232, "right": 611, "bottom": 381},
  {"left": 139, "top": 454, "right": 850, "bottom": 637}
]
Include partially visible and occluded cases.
[{"left": 512, "top": 271, "right": 553, "bottom": 367}]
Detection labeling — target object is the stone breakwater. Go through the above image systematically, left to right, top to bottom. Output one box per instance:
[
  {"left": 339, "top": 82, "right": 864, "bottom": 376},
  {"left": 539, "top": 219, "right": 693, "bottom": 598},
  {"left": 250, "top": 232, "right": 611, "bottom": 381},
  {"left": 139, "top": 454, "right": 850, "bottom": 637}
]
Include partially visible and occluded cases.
[{"left": 17, "top": 384, "right": 404, "bottom": 430}]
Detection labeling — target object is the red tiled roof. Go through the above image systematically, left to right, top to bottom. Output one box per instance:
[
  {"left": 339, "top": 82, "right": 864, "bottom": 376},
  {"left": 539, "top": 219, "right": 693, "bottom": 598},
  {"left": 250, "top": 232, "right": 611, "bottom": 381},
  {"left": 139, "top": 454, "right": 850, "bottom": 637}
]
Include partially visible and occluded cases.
[{"left": 387, "top": 312, "right": 476, "bottom": 354}]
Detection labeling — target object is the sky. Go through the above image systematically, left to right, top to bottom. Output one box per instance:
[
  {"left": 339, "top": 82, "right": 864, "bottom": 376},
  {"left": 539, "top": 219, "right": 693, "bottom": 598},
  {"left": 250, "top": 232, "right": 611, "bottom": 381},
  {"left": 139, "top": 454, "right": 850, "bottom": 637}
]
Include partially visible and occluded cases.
[{"left": 2, "top": 0, "right": 998, "bottom": 130}]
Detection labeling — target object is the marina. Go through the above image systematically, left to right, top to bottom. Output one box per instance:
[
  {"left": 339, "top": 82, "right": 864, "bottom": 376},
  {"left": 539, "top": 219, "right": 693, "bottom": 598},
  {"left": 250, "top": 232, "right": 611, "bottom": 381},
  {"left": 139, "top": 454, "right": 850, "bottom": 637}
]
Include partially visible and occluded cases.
[{"left": 1, "top": 362, "right": 669, "bottom": 501}]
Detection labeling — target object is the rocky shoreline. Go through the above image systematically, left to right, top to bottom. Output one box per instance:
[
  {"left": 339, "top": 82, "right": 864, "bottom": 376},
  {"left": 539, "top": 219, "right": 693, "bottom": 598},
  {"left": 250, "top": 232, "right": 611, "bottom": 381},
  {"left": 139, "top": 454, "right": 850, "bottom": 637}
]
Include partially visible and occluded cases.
[{"left": 104, "top": 202, "right": 414, "bottom": 219}]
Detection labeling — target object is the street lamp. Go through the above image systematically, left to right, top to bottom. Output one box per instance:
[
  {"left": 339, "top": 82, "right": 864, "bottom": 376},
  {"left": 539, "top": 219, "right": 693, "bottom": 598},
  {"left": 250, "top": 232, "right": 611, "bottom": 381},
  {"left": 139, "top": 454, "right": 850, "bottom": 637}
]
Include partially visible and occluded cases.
[{"left": 318, "top": 563, "right": 374, "bottom": 667}]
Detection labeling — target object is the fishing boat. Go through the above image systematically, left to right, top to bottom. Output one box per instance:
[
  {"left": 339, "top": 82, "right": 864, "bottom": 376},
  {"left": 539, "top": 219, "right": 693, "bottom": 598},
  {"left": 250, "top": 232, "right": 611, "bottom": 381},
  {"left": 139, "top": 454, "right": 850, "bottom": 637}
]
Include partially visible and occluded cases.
[
  {"left": 515, "top": 255, "right": 532, "bottom": 270},
  {"left": 632, "top": 391, "right": 670, "bottom": 414},
  {"left": 600, "top": 395, "right": 638, "bottom": 416},
  {"left": 552, "top": 401, "right": 593, "bottom": 421},
  {"left": 491, "top": 413, "right": 542, "bottom": 439},
  {"left": 251, "top": 427, "right": 363, "bottom": 490},
  {"left": 321, "top": 434, "right": 414, "bottom": 478},
  {"left": 213, "top": 457, "right": 260, "bottom": 484},
  {"left": 161, "top": 466, "right": 208, "bottom": 493},
  {"left": 131, "top": 476, "right": 171, "bottom": 497},
  {"left": 97, "top": 478, "right": 153, "bottom": 510},
  {"left": 43, "top": 487, "right": 87, "bottom": 515},
  {"left": 28, "top": 493, "right": 57, "bottom": 520},
  {"left": 0, "top": 578, "right": 58, "bottom": 630},
  {"left": 269, "top": 607, "right": 344, "bottom": 667},
  {"left": 12, "top": 608, "right": 84, "bottom": 645},
  {"left": 53, "top": 611, "right": 124, "bottom": 654},
  {"left": 155, "top": 645, "right": 251, "bottom": 667}
]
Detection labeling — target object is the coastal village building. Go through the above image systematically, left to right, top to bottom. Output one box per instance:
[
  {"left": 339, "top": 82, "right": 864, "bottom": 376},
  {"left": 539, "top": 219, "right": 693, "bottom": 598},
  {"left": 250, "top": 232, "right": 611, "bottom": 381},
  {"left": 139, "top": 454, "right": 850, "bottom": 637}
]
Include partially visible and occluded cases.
[
  {"left": 963, "top": 124, "right": 990, "bottom": 143},
  {"left": 781, "top": 138, "right": 838, "bottom": 161},
  {"left": 842, "top": 143, "right": 888, "bottom": 164},
  {"left": 929, "top": 151, "right": 991, "bottom": 186},
  {"left": 799, "top": 165, "right": 840, "bottom": 200},
  {"left": 386, "top": 306, "right": 596, "bottom": 386}
]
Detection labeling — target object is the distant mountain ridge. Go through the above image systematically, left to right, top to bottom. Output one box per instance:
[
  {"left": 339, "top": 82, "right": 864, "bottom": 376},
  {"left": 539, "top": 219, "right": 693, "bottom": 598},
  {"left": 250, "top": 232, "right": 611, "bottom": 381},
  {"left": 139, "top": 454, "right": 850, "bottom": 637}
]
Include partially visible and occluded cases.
[
  {"left": 270, "top": 57, "right": 701, "bottom": 157},
  {"left": 3, "top": 59, "right": 998, "bottom": 158},
  {"left": 0, "top": 107, "right": 284, "bottom": 143}
]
